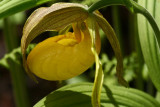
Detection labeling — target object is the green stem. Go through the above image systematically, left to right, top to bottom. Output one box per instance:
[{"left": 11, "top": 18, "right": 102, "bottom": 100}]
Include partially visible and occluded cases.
[
  {"left": 88, "top": 0, "right": 160, "bottom": 49},
  {"left": 88, "top": 0, "right": 124, "bottom": 13},
  {"left": 130, "top": 0, "right": 160, "bottom": 49},
  {"left": 112, "top": 6, "right": 124, "bottom": 55},
  {"left": 129, "top": 11, "right": 144, "bottom": 90},
  {"left": 87, "top": 15, "right": 104, "bottom": 107},
  {"left": 3, "top": 17, "right": 31, "bottom": 107},
  {"left": 3, "top": 18, "right": 18, "bottom": 52},
  {"left": 147, "top": 79, "right": 155, "bottom": 96}
]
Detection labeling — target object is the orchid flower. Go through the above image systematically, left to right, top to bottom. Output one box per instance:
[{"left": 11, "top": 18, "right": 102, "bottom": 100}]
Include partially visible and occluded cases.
[
  {"left": 21, "top": 3, "right": 127, "bottom": 107},
  {"left": 26, "top": 21, "right": 101, "bottom": 80}
]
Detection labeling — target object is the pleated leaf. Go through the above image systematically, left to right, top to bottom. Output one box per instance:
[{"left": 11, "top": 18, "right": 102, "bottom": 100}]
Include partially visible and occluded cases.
[
  {"left": 0, "top": 0, "right": 53, "bottom": 19},
  {"left": 137, "top": 0, "right": 160, "bottom": 91},
  {"left": 0, "top": 44, "right": 35, "bottom": 69},
  {"left": 34, "top": 82, "right": 160, "bottom": 107}
]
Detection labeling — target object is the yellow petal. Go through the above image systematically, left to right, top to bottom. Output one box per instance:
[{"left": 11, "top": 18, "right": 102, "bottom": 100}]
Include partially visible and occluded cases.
[
  {"left": 21, "top": 3, "right": 89, "bottom": 80},
  {"left": 27, "top": 23, "right": 101, "bottom": 80}
]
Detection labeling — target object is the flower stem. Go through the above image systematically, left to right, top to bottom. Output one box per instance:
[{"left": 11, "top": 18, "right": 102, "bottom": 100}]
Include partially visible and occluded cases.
[
  {"left": 88, "top": 0, "right": 160, "bottom": 49},
  {"left": 88, "top": 0, "right": 124, "bottom": 13},
  {"left": 130, "top": 0, "right": 160, "bottom": 49},
  {"left": 111, "top": 6, "right": 124, "bottom": 55},
  {"left": 129, "top": 10, "right": 144, "bottom": 90},
  {"left": 87, "top": 15, "right": 104, "bottom": 107},
  {"left": 3, "top": 17, "right": 31, "bottom": 107}
]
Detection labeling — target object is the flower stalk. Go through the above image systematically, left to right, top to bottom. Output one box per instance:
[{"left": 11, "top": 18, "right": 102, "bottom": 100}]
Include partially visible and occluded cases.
[
  {"left": 88, "top": 0, "right": 160, "bottom": 49},
  {"left": 87, "top": 15, "right": 104, "bottom": 107},
  {"left": 3, "top": 17, "right": 30, "bottom": 107}
]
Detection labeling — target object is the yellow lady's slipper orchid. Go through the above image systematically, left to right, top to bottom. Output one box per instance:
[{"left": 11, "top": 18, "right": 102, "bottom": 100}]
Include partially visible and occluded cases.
[
  {"left": 21, "top": 3, "right": 127, "bottom": 86},
  {"left": 27, "top": 22, "right": 101, "bottom": 80}
]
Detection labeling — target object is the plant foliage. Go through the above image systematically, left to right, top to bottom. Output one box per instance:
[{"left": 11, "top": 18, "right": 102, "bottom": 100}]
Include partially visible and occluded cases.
[
  {"left": 137, "top": 0, "right": 160, "bottom": 91},
  {"left": 34, "top": 83, "right": 160, "bottom": 107}
]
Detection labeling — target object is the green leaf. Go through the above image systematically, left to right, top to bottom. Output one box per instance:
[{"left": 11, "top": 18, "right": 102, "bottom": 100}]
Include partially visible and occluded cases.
[
  {"left": 0, "top": 0, "right": 53, "bottom": 19},
  {"left": 137, "top": 0, "right": 160, "bottom": 91},
  {"left": 0, "top": 44, "right": 35, "bottom": 69},
  {"left": 0, "top": 47, "right": 21, "bottom": 69},
  {"left": 34, "top": 82, "right": 160, "bottom": 107},
  {"left": 156, "top": 92, "right": 160, "bottom": 103}
]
